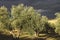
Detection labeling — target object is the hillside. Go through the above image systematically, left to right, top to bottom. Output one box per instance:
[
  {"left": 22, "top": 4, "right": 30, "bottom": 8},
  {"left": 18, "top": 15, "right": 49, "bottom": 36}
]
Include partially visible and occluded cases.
[{"left": 0, "top": 3, "right": 60, "bottom": 40}]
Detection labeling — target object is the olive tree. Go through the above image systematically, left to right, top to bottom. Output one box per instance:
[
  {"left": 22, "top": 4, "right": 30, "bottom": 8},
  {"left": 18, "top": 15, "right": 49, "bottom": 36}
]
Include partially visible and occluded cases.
[
  {"left": 11, "top": 4, "right": 48, "bottom": 36},
  {"left": 0, "top": 6, "right": 10, "bottom": 30},
  {"left": 54, "top": 12, "right": 60, "bottom": 35},
  {"left": 55, "top": 18, "right": 60, "bottom": 35}
]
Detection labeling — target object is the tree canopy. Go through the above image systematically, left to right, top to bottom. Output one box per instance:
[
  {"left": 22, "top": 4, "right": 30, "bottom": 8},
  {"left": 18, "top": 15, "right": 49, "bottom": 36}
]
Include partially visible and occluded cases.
[{"left": 0, "top": 4, "right": 58, "bottom": 37}]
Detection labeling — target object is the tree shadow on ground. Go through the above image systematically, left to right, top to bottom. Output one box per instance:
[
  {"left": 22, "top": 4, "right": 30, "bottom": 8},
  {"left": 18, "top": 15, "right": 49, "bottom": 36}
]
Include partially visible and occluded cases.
[
  {"left": 0, "top": 33, "right": 46, "bottom": 40},
  {"left": 0, "top": 33, "right": 22, "bottom": 40},
  {"left": 0, "top": 33, "right": 60, "bottom": 40}
]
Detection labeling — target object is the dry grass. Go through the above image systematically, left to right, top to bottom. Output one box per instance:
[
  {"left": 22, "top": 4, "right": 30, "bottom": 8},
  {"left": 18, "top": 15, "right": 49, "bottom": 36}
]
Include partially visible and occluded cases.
[
  {"left": 48, "top": 19, "right": 57, "bottom": 25},
  {"left": 46, "top": 37, "right": 57, "bottom": 40}
]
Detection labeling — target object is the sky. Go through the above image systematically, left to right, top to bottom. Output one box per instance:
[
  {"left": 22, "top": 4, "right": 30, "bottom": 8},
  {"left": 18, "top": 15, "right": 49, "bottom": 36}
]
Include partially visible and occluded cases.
[{"left": 0, "top": 0, "right": 60, "bottom": 19}]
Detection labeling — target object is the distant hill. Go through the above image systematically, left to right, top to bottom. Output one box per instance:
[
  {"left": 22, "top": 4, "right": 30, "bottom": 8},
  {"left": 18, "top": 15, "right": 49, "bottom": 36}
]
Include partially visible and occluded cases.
[{"left": 0, "top": 0, "right": 60, "bottom": 19}]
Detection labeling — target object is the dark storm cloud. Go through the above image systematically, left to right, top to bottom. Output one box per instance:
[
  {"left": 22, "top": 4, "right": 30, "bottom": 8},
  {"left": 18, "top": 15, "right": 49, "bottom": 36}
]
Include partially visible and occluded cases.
[{"left": 0, "top": 0, "right": 60, "bottom": 19}]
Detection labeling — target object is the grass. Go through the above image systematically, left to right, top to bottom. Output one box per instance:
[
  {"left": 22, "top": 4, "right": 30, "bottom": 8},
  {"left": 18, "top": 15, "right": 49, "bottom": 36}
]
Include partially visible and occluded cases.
[
  {"left": 48, "top": 19, "right": 57, "bottom": 25},
  {"left": 46, "top": 37, "right": 57, "bottom": 40}
]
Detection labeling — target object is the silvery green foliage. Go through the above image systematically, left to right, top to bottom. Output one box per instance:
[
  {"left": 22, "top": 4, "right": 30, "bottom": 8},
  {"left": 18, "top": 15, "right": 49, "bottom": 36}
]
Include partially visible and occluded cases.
[
  {"left": 11, "top": 4, "right": 48, "bottom": 35},
  {"left": 0, "top": 6, "right": 10, "bottom": 30},
  {"left": 55, "top": 18, "right": 60, "bottom": 35}
]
